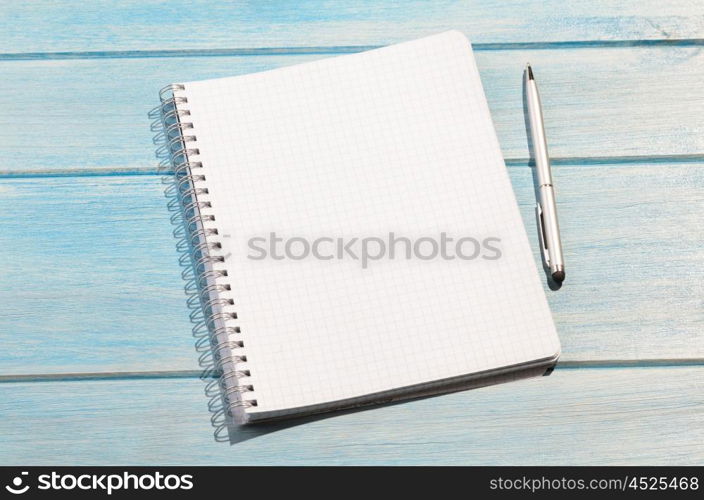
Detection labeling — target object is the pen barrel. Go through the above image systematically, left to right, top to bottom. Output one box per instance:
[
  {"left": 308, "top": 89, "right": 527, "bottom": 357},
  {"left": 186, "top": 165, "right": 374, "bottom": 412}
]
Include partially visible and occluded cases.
[{"left": 525, "top": 81, "right": 553, "bottom": 186}]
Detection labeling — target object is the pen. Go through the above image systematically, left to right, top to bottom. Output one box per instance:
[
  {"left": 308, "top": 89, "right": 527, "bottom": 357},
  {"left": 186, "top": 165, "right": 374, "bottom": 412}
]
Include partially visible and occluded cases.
[{"left": 524, "top": 63, "right": 565, "bottom": 283}]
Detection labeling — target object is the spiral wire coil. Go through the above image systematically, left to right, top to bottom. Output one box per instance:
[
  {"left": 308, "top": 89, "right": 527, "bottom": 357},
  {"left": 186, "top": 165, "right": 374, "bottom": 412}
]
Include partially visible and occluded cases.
[{"left": 157, "top": 84, "right": 257, "bottom": 418}]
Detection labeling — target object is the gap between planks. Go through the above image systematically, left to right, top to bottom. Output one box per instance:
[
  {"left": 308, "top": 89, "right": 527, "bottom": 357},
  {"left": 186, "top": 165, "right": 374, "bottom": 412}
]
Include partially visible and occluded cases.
[
  {"left": 2, "top": 38, "right": 704, "bottom": 61},
  {"left": 3, "top": 154, "right": 704, "bottom": 179},
  {"left": 1, "top": 360, "right": 704, "bottom": 384}
]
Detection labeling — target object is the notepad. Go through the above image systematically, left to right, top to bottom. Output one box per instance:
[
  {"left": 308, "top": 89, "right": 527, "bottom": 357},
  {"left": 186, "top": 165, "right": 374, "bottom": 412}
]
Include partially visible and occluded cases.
[{"left": 157, "top": 31, "right": 560, "bottom": 423}]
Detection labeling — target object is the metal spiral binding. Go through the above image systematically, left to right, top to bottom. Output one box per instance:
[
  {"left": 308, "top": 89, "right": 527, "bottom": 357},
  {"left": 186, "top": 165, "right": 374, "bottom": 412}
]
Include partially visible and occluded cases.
[{"left": 157, "top": 83, "right": 257, "bottom": 418}]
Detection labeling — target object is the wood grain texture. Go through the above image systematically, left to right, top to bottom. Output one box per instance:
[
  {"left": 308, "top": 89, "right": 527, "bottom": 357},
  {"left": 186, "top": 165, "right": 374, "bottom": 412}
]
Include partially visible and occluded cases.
[
  {"left": 2, "top": 1, "right": 703, "bottom": 53},
  {"left": 2, "top": 46, "right": 704, "bottom": 174},
  {"left": 1, "top": 163, "right": 702, "bottom": 375},
  {"left": 518, "top": 164, "right": 704, "bottom": 360},
  {"left": 0, "top": 176, "right": 196, "bottom": 374},
  {"left": 1, "top": 367, "right": 702, "bottom": 465}
]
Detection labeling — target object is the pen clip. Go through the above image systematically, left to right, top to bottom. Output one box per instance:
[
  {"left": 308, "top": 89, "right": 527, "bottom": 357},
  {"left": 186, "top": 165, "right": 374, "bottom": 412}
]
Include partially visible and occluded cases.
[{"left": 535, "top": 203, "right": 550, "bottom": 268}]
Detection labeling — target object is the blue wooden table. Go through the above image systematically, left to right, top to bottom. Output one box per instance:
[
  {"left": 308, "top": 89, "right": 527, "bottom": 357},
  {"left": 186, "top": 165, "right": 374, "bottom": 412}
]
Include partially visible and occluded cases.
[{"left": 1, "top": 1, "right": 703, "bottom": 465}]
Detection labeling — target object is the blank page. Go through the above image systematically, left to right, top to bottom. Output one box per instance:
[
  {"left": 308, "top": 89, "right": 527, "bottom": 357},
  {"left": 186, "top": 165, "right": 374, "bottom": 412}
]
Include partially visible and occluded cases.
[{"left": 177, "top": 31, "right": 560, "bottom": 414}]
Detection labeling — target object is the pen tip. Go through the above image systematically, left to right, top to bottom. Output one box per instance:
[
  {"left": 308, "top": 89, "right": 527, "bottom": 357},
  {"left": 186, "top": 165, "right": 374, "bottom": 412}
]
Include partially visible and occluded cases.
[
  {"left": 526, "top": 64, "right": 534, "bottom": 80},
  {"left": 551, "top": 270, "right": 565, "bottom": 283}
]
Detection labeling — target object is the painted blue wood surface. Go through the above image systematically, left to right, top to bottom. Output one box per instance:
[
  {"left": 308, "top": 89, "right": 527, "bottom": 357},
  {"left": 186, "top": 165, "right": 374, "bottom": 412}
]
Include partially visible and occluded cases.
[
  {"left": 0, "top": 1, "right": 703, "bottom": 464},
  {"left": 3, "top": 1, "right": 703, "bottom": 52},
  {"left": 3, "top": 47, "right": 704, "bottom": 174},
  {"left": 1, "top": 367, "right": 703, "bottom": 465}
]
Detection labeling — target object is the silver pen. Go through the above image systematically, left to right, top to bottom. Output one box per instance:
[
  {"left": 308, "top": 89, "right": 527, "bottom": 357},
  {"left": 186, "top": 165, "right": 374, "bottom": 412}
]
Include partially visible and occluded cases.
[{"left": 524, "top": 63, "right": 565, "bottom": 283}]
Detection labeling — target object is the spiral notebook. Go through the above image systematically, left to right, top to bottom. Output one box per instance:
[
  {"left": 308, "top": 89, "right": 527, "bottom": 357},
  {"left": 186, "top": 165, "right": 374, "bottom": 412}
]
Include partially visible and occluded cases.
[{"left": 156, "top": 31, "right": 560, "bottom": 424}]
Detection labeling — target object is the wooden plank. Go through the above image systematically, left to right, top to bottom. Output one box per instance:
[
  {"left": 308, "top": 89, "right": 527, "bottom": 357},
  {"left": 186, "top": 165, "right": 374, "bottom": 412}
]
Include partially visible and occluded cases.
[
  {"left": 2, "top": 1, "right": 703, "bottom": 53},
  {"left": 2, "top": 46, "right": 704, "bottom": 174},
  {"left": 1, "top": 163, "right": 703, "bottom": 375},
  {"left": 518, "top": 164, "right": 704, "bottom": 361},
  {"left": 0, "top": 176, "right": 198, "bottom": 374},
  {"left": 1, "top": 366, "right": 702, "bottom": 464}
]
